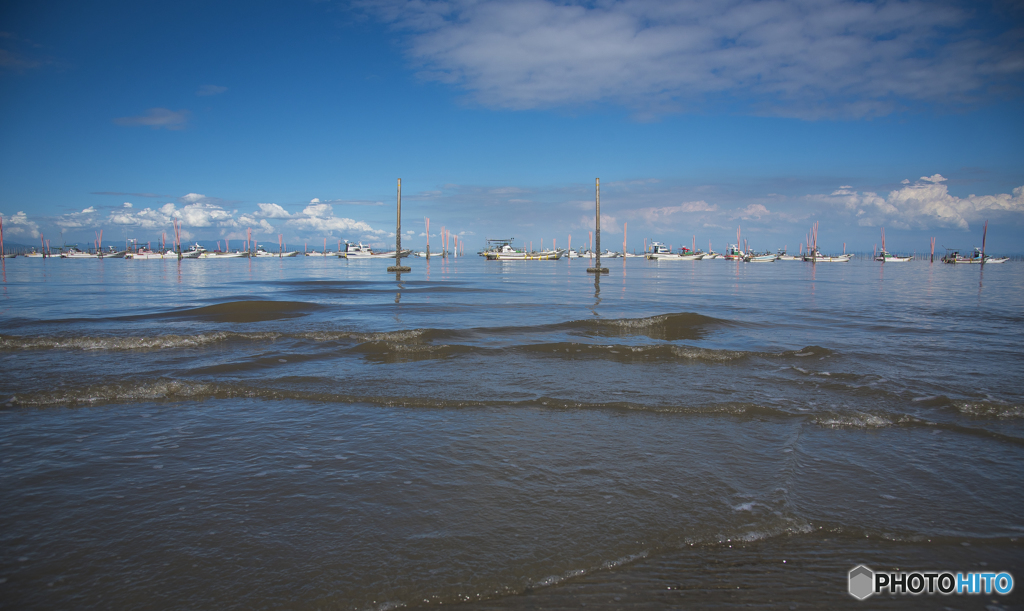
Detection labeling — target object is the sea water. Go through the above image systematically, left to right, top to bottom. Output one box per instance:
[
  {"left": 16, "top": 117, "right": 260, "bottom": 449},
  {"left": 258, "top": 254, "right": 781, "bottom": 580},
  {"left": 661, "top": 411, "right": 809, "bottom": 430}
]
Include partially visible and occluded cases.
[{"left": 1, "top": 255, "right": 1022, "bottom": 609}]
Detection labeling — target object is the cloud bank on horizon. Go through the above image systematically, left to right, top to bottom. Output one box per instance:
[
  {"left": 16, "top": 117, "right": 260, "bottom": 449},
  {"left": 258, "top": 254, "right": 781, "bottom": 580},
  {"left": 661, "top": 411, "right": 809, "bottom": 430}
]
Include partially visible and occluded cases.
[
  {"left": 367, "top": 0, "right": 1023, "bottom": 118},
  {"left": 3, "top": 176, "right": 1021, "bottom": 247}
]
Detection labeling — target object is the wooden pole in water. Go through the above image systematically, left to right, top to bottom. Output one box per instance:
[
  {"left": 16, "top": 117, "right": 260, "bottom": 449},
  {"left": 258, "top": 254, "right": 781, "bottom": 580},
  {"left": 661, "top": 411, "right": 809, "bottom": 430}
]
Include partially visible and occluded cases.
[
  {"left": 388, "top": 178, "right": 411, "bottom": 272},
  {"left": 587, "top": 178, "right": 608, "bottom": 273},
  {"left": 0, "top": 215, "right": 4, "bottom": 260},
  {"left": 425, "top": 217, "right": 430, "bottom": 259},
  {"left": 982, "top": 220, "right": 988, "bottom": 264},
  {"left": 930, "top": 237, "right": 935, "bottom": 262}
]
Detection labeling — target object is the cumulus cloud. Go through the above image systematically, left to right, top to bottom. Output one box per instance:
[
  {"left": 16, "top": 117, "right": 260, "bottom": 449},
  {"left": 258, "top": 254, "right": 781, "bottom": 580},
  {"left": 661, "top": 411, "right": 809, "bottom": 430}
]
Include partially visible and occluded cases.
[
  {"left": 365, "top": 0, "right": 1023, "bottom": 118},
  {"left": 113, "top": 108, "right": 190, "bottom": 130},
  {"left": 813, "top": 175, "right": 1024, "bottom": 230},
  {"left": 107, "top": 196, "right": 237, "bottom": 230},
  {"left": 283, "top": 199, "right": 386, "bottom": 236},
  {"left": 257, "top": 203, "right": 292, "bottom": 218},
  {"left": 732, "top": 203, "right": 770, "bottom": 220},
  {"left": 55, "top": 206, "right": 100, "bottom": 229},
  {"left": 0, "top": 211, "right": 40, "bottom": 238}
]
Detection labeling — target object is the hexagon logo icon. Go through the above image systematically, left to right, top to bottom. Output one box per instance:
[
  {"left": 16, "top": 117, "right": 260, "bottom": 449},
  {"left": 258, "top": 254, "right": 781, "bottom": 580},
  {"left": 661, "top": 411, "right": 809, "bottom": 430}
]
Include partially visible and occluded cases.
[{"left": 848, "top": 565, "right": 874, "bottom": 600}]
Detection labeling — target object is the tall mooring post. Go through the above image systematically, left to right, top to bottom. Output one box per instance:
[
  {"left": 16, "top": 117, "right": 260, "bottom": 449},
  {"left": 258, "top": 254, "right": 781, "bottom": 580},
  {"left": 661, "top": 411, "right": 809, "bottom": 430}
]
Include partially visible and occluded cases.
[
  {"left": 587, "top": 177, "right": 608, "bottom": 274},
  {"left": 388, "top": 178, "right": 411, "bottom": 273}
]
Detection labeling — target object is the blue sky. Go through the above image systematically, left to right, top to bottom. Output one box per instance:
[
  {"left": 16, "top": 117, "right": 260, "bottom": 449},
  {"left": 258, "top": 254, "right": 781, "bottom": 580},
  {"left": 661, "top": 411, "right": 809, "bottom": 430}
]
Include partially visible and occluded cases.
[{"left": 1, "top": 0, "right": 1022, "bottom": 253}]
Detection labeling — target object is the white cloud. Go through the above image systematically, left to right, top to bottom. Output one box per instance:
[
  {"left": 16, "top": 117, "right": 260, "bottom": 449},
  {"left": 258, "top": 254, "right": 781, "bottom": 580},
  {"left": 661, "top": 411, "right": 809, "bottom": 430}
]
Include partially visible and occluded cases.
[
  {"left": 367, "top": 0, "right": 1023, "bottom": 118},
  {"left": 113, "top": 108, "right": 190, "bottom": 130},
  {"left": 813, "top": 175, "right": 1024, "bottom": 230},
  {"left": 106, "top": 199, "right": 237, "bottom": 230},
  {"left": 284, "top": 200, "right": 385, "bottom": 236},
  {"left": 633, "top": 200, "right": 718, "bottom": 224},
  {"left": 123, "top": 202, "right": 133, "bottom": 208},
  {"left": 257, "top": 203, "right": 292, "bottom": 218},
  {"left": 732, "top": 203, "right": 771, "bottom": 220},
  {"left": 55, "top": 206, "right": 100, "bottom": 229},
  {"left": 1, "top": 211, "right": 40, "bottom": 238}
]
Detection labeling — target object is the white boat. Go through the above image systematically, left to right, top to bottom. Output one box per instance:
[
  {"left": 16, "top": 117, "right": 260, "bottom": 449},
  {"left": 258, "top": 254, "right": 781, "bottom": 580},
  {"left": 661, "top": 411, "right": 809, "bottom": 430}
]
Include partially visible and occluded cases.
[
  {"left": 341, "top": 242, "right": 411, "bottom": 259},
  {"left": 646, "top": 242, "right": 702, "bottom": 260},
  {"left": 485, "top": 244, "right": 564, "bottom": 260},
  {"left": 723, "top": 244, "right": 746, "bottom": 261},
  {"left": 61, "top": 247, "right": 99, "bottom": 259},
  {"left": 254, "top": 247, "right": 299, "bottom": 257},
  {"left": 942, "top": 247, "right": 1007, "bottom": 264},
  {"left": 125, "top": 249, "right": 178, "bottom": 259},
  {"left": 775, "top": 249, "right": 801, "bottom": 261},
  {"left": 803, "top": 249, "right": 851, "bottom": 262},
  {"left": 566, "top": 250, "right": 581, "bottom": 258},
  {"left": 875, "top": 250, "right": 913, "bottom": 262},
  {"left": 22, "top": 251, "right": 45, "bottom": 258},
  {"left": 703, "top": 251, "right": 721, "bottom": 259},
  {"left": 622, "top": 252, "right": 643, "bottom": 258},
  {"left": 747, "top": 252, "right": 778, "bottom": 262}
]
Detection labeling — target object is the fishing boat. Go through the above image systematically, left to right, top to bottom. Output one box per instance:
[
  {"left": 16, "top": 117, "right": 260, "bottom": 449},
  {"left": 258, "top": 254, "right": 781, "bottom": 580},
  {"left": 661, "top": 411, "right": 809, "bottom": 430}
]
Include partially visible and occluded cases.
[
  {"left": 875, "top": 229, "right": 913, "bottom": 262},
  {"left": 341, "top": 241, "right": 410, "bottom": 259},
  {"left": 646, "top": 242, "right": 702, "bottom": 260},
  {"left": 485, "top": 244, "right": 563, "bottom": 260},
  {"left": 723, "top": 244, "right": 746, "bottom": 261},
  {"left": 60, "top": 247, "right": 99, "bottom": 259},
  {"left": 254, "top": 247, "right": 299, "bottom": 257},
  {"left": 942, "top": 247, "right": 1007, "bottom": 264},
  {"left": 776, "top": 248, "right": 801, "bottom": 261},
  {"left": 125, "top": 249, "right": 177, "bottom": 259},
  {"left": 803, "top": 249, "right": 851, "bottom": 262},
  {"left": 22, "top": 250, "right": 45, "bottom": 258},
  {"left": 875, "top": 250, "right": 914, "bottom": 262},
  {"left": 747, "top": 251, "right": 777, "bottom": 262}
]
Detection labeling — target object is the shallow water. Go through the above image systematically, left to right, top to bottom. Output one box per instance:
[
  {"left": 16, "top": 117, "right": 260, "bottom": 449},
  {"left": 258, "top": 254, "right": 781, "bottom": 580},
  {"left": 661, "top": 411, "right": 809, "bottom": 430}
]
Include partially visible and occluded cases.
[{"left": 1, "top": 255, "right": 1022, "bottom": 609}]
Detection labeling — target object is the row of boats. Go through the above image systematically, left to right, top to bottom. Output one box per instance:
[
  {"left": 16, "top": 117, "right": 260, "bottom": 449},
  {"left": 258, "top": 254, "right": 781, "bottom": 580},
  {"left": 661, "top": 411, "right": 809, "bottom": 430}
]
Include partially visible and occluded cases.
[
  {"left": 4, "top": 241, "right": 1008, "bottom": 265},
  {"left": 479, "top": 241, "right": 1008, "bottom": 264},
  {"left": 5, "top": 242, "right": 415, "bottom": 260}
]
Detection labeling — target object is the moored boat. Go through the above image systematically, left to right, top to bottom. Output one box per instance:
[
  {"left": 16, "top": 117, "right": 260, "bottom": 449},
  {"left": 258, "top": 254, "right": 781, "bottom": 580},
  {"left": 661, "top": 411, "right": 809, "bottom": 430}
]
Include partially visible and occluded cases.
[
  {"left": 646, "top": 242, "right": 702, "bottom": 260},
  {"left": 486, "top": 244, "right": 563, "bottom": 260},
  {"left": 942, "top": 247, "right": 1006, "bottom": 264},
  {"left": 803, "top": 249, "right": 851, "bottom": 262},
  {"left": 875, "top": 249, "right": 913, "bottom": 262}
]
